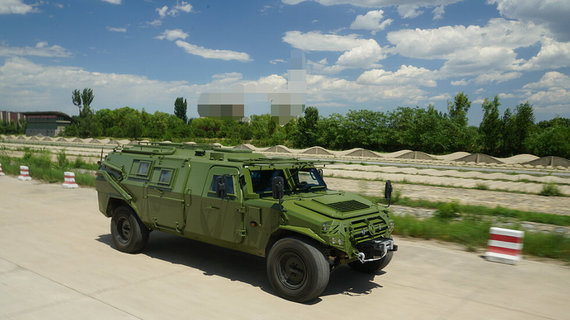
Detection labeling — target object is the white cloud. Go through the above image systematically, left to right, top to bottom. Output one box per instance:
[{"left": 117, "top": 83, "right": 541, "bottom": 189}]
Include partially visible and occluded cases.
[
  {"left": 0, "top": 0, "right": 34, "bottom": 14},
  {"left": 101, "top": 0, "right": 121, "bottom": 5},
  {"left": 281, "top": 0, "right": 462, "bottom": 19},
  {"left": 489, "top": 0, "right": 570, "bottom": 42},
  {"left": 156, "top": 1, "right": 192, "bottom": 18},
  {"left": 156, "top": 5, "right": 168, "bottom": 18},
  {"left": 432, "top": 5, "right": 445, "bottom": 20},
  {"left": 350, "top": 10, "right": 393, "bottom": 34},
  {"left": 387, "top": 18, "right": 549, "bottom": 78},
  {"left": 148, "top": 19, "right": 162, "bottom": 27},
  {"left": 106, "top": 26, "right": 127, "bottom": 33},
  {"left": 156, "top": 29, "right": 189, "bottom": 41},
  {"left": 283, "top": 31, "right": 386, "bottom": 71},
  {"left": 283, "top": 31, "right": 372, "bottom": 52},
  {"left": 519, "top": 38, "right": 570, "bottom": 71},
  {"left": 175, "top": 40, "right": 252, "bottom": 62},
  {"left": 0, "top": 41, "right": 71, "bottom": 58},
  {"left": 0, "top": 58, "right": 274, "bottom": 116},
  {"left": 270, "top": 59, "right": 287, "bottom": 64},
  {"left": 357, "top": 65, "right": 438, "bottom": 87},
  {"left": 475, "top": 71, "right": 521, "bottom": 84},
  {"left": 520, "top": 72, "right": 570, "bottom": 113},
  {"left": 451, "top": 79, "right": 469, "bottom": 86}
]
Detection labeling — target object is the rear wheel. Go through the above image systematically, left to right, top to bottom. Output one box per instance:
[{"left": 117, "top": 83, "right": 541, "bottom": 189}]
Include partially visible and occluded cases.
[
  {"left": 110, "top": 206, "right": 149, "bottom": 253},
  {"left": 267, "top": 237, "right": 330, "bottom": 302},
  {"left": 349, "top": 251, "right": 393, "bottom": 274}
]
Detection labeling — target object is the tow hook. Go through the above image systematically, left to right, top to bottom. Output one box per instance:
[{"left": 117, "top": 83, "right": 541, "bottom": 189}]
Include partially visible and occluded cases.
[{"left": 357, "top": 238, "right": 397, "bottom": 263}]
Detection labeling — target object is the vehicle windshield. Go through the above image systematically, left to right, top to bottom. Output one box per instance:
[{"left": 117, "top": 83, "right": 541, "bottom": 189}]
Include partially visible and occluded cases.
[{"left": 249, "top": 167, "right": 326, "bottom": 195}]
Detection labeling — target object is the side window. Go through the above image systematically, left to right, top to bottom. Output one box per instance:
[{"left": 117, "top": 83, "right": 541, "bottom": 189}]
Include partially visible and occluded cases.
[
  {"left": 129, "top": 160, "right": 152, "bottom": 177},
  {"left": 137, "top": 161, "right": 151, "bottom": 175},
  {"left": 158, "top": 169, "right": 173, "bottom": 185},
  {"left": 209, "top": 175, "right": 235, "bottom": 196}
]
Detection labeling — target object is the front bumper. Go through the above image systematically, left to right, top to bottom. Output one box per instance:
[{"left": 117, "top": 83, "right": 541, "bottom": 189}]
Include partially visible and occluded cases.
[{"left": 356, "top": 238, "right": 398, "bottom": 263}]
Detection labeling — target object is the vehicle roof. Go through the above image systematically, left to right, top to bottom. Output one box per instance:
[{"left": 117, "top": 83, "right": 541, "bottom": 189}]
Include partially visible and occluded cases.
[{"left": 114, "top": 143, "right": 325, "bottom": 168}]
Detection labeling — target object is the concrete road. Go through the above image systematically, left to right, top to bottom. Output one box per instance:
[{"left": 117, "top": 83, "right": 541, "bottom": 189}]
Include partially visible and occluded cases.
[{"left": 1, "top": 176, "right": 569, "bottom": 320}]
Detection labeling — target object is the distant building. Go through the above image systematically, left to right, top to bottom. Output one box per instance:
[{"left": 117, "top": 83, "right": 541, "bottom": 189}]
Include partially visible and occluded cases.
[
  {"left": 197, "top": 92, "right": 245, "bottom": 121},
  {"left": 0, "top": 111, "right": 26, "bottom": 123},
  {"left": 23, "top": 111, "right": 73, "bottom": 136}
]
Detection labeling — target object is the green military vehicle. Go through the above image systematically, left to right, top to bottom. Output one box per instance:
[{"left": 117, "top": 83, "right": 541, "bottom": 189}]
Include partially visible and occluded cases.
[{"left": 95, "top": 143, "right": 397, "bottom": 302}]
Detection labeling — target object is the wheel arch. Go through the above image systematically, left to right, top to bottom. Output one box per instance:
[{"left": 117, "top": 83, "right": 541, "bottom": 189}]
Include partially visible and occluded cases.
[{"left": 265, "top": 226, "right": 327, "bottom": 257}]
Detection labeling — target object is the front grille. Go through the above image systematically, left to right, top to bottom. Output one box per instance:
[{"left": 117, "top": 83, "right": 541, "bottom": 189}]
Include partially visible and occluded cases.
[
  {"left": 326, "top": 200, "right": 369, "bottom": 212},
  {"left": 349, "top": 217, "right": 387, "bottom": 243}
]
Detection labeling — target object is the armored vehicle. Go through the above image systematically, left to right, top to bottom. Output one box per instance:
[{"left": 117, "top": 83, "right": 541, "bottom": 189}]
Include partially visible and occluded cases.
[{"left": 95, "top": 143, "right": 397, "bottom": 302}]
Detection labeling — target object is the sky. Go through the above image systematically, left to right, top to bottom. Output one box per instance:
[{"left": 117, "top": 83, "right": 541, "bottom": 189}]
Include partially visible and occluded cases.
[{"left": 1, "top": 0, "right": 569, "bottom": 125}]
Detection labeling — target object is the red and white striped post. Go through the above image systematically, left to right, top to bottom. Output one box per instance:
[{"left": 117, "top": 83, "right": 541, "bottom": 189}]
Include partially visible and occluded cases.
[
  {"left": 0, "top": 163, "right": 4, "bottom": 176},
  {"left": 18, "top": 165, "right": 32, "bottom": 181},
  {"left": 62, "top": 171, "right": 78, "bottom": 189},
  {"left": 485, "top": 227, "right": 524, "bottom": 265}
]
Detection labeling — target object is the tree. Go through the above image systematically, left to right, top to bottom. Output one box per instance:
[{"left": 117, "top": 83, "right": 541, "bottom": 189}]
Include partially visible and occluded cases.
[
  {"left": 70, "top": 88, "right": 95, "bottom": 138},
  {"left": 447, "top": 92, "right": 471, "bottom": 127},
  {"left": 479, "top": 95, "right": 501, "bottom": 155},
  {"left": 174, "top": 97, "right": 188, "bottom": 123},
  {"left": 513, "top": 102, "right": 535, "bottom": 154},
  {"left": 294, "top": 106, "right": 319, "bottom": 148},
  {"left": 501, "top": 107, "right": 516, "bottom": 156}
]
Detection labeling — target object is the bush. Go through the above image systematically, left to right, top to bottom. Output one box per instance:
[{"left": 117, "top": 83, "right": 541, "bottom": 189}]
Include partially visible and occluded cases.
[
  {"left": 475, "top": 183, "right": 489, "bottom": 190},
  {"left": 540, "top": 183, "right": 562, "bottom": 196},
  {"left": 434, "top": 201, "right": 460, "bottom": 219}
]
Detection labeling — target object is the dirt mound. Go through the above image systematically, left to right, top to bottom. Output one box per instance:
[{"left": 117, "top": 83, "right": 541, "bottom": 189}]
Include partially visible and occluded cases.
[
  {"left": 42, "top": 137, "right": 53, "bottom": 142},
  {"left": 233, "top": 144, "right": 255, "bottom": 151},
  {"left": 264, "top": 145, "right": 291, "bottom": 153},
  {"left": 302, "top": 146, "right": 333, "bottom": 155},
  {"left": 343, "top": 148, "right": 381, "bottom": 158},
  {"left": 383, "top": 150, "right": 412, "bottom": 158},
  {"left": 397, "top": 151, "right": 436, "bottom": 160},
  {"left": 437, "top": 152, "right": 471, "bottom": 161},
  {"left": 454, "top": 153, "right": 503, "bottom": 164},
  {"left": 499, "top": 154, "right": 539, "bottom": 164},
  {"left": 524, "top": 156, "right": 570, "bottom": 167}
]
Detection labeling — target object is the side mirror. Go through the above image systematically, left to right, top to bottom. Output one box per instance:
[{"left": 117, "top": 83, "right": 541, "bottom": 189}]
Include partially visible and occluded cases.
[
  {"left": 216, "top": 176, "right": 227, "bottom": 198},
  {"left": 272, "top": 176, "right": 284, "bottom": 200},
  {"left": 384, "top": 180, "right": 392, "bottom": 207}
]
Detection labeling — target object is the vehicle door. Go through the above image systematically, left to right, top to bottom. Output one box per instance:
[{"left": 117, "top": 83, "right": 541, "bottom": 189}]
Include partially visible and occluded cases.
[
  {"left": 145, "top": 163, "right": 189, "bottom": 232},
  {"left": 200, "top": 166, "right": 244, "bottom": 243}
]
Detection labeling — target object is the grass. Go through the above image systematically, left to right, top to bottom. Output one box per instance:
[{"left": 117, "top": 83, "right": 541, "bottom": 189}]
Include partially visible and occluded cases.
[
  {"left": 0, "top": 151, "right": 96, "bottom": 187},
  {"left": 540, "top": 183, "right": 563, "bottom": 196},
  {"left": 366, "top": 194, "right": 570, "bottom": 226},
  {"left": 392, "top": 214, "right": 570, "bottom": 261}
]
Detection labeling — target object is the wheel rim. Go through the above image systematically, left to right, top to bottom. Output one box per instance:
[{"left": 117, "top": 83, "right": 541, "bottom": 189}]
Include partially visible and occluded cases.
[
  {"left": 116, "top": 216, "right": 132, "bottom": 244},
  {"left": 277, "top": 252, "right": 307, "bottom": 290}
]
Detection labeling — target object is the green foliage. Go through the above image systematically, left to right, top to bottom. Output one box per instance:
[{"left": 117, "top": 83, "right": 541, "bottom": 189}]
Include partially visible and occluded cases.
[
  {"left": 52, "top": 91, "right": 567, "bottom": 159},
  {"left": 479, "top": 95, "right": 501, "bottom": 154},
  {"left": 174, "top": 97, "right": 188, "bottom": 123},
  {"left": 0, "top": 119, "right": 27, "bottom": 135},
  {"left": 57, "top": 150, "right": 69, "bottom": 169},
  {"left": 475, "top": 183, "right": 489, "bottom": 190},
  {"left": 540, "top": 183, "right": 562, "bottom": 197},
  {"left": 434, "top": 201, "right": 460, "bottom": 219},
  {"left": 523, "top": 233, "right": 570, "bottom": 262}
]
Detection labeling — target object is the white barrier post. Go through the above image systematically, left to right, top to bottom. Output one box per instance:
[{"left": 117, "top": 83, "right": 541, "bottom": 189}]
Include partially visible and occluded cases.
[
  {"left": 0, "top": 163, "right": 4, "bottom": 176},
  {"left": 18, "top": 165, "right": 32, "bottom": 181},
  {"left": 62, "top": 171, "right": 79, "bottom": 189},
  {"left": 485, "top": 227, "right": 524, "bottom": 265}
]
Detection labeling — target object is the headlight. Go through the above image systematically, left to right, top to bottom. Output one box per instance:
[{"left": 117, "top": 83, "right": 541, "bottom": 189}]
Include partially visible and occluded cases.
[
  {"left": 322, "top": 222, "right": 331, "bottom": 232},
  {"left": 331, "top": 237, "right": 343, "bottom": 246}
]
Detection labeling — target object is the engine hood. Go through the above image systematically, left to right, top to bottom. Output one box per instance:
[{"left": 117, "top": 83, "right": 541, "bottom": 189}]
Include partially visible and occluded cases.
[{"left": 291, "top": 193, "right": 379, "bottom": 219}]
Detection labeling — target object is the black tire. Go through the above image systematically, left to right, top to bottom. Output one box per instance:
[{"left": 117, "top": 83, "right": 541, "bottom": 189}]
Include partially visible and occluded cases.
[
  {"left": 110, "top": 206, "right": 149, "bottom": 253},
  {"left": 266, "top": 237, "right": 330, "bottom": 303},
  {"left": 349, "top": 251, "right": 393, "bottom": 274}
]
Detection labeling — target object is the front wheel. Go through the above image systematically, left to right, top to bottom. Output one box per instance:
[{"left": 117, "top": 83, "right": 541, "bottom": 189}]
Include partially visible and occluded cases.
[
  {"left": 110, "top": 206, "right": 149, "bottom": 253},
  {"left": 266, "top": 237, "right": 330, "bottom": 302},
  {"left": 349, "top": 251, "right": 393, "bottom": 274}
]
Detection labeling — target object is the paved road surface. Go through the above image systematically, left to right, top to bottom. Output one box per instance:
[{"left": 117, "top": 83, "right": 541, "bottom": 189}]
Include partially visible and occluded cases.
[{"left": 1, "top": 176, "right": 569, "bottom": 319}]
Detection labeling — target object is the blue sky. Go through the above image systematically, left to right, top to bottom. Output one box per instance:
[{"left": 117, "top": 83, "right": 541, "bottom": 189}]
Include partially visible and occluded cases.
[{"left": 1, "top": 0, "right": 569, "bottom": 125}]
